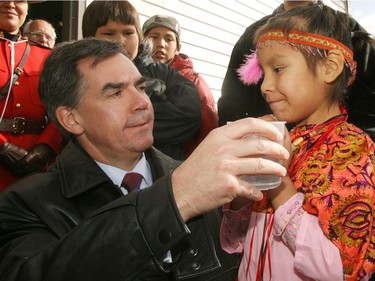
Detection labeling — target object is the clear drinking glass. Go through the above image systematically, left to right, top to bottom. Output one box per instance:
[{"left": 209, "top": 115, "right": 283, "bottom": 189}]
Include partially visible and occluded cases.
[{"left": 242, "top": 121, "right": 286, "bottom": 190}]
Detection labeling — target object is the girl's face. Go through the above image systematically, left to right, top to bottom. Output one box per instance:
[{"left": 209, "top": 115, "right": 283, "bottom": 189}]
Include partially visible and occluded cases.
[
  {"left": 0, "top": 1, "right": 28, "bottom": 34},
  {"left": 95, "top": 20, "right": 139, "bottom": 60},
  {"left": 145, "top": 26, "right": 179, "bottom": 64},
  {"left": 257, "top": 43, "right": 332, "bottom": 126}
]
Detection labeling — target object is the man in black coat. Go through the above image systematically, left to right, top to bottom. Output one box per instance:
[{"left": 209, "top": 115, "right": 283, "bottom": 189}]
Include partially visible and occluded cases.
[
  {"left": 218, "top": 0, "right": 375, "bottom": 141},
  {"left": 0, "top": 38, "right": 289, "bottom": 281}
]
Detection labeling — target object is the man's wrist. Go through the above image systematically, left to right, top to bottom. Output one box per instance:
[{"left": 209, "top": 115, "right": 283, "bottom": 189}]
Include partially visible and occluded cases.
[{"left": 171, "top": 168, "right": 200, "bottom": 222}]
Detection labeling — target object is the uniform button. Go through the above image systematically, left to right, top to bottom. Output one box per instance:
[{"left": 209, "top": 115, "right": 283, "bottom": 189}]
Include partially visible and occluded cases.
[
  {"left": 14, "top": 81, "right": 19, "bottom": 86},
  {"left": 15, "top": 103, "right": 21, "bottom": 108},
  {"left": 159, "top": 229, "right": 172, "bottom": 244},
  {"left": 189, "top": 249, "right": 198, "bottom": 256},
  {"left": 191, "top": 263, "right": 201, "bottom": 270}
]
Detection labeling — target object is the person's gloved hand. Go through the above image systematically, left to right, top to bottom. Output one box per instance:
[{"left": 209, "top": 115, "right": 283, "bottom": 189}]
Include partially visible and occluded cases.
[
  {"left": 0, "top": 142, "right": 28, "bottom": 171},
  {"left": 12, "top": 144, "right": 54, "bottom": 177}
]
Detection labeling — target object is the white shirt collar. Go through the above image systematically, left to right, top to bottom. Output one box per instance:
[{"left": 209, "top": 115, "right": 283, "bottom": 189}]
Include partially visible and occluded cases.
[{"left": 96, "top": 153, "right": 153, "bottom": 190}]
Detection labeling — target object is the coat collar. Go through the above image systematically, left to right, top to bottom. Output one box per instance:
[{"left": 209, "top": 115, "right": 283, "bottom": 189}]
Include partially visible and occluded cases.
[
  {"left": 169, "top": 53, "right": 193, "bottom": 72},
  {"left": 56, "top": 140, "right": 180, "bottom": 198},
  {"left": 56, "top": 141, "right": 111, "bottom": 198}
]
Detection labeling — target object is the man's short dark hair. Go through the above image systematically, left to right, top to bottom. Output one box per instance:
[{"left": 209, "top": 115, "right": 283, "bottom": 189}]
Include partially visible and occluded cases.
[{"left": 39, "top": 38, "right": 128, "bottom": 136}]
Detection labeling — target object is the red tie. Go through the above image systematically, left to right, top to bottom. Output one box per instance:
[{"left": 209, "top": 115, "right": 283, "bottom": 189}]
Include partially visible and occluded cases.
[{"left": 121, "top": 172, "right": 142, "bottom": 193}]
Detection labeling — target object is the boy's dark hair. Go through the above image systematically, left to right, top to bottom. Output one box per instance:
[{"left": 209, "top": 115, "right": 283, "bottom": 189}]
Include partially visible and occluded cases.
[
  {"left": 82, "top": 0, "right": 143, "bottom": 41},
  {"left": 255, "top": 4, "right": 371, "bottom": 103},
  {"left": 39, "top": 38, "right": 127, "bottom": 137}
]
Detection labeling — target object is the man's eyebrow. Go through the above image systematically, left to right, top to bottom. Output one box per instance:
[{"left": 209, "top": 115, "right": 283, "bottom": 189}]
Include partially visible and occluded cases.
[
  {"left": 101, "top": 77, "right": 146, "bottom": 93},
  {"left": 101, "top": 82, "right": 126, "bottom": 93}
]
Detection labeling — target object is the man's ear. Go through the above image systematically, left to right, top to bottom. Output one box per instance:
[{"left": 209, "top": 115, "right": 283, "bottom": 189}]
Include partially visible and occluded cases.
[
  {"left": 322, "top": 49, "right": 345, "bottom": 84},
  {"left": 55, "top": 106, "right": 84, "bottom": 135}
]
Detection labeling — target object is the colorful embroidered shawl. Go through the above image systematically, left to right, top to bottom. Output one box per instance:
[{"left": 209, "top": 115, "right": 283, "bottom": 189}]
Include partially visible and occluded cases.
[{"left": 252, "top": 112, "right": 375, "bottom": 280}]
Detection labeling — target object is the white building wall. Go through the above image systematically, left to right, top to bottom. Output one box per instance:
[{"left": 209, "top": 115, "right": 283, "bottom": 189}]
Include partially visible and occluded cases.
[{"left": 84, "top": 0, "right": 348, "bottom": 103}]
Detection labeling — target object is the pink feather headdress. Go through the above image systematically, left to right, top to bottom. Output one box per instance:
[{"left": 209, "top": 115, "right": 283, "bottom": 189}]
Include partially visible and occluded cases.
[{"left": 237, "top": 52, "right": 263, "bottom": 85}]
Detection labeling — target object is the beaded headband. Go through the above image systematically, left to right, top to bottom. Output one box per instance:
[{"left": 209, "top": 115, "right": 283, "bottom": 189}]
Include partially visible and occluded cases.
[{"left": 237, "top": 29, "right": 357, "bottom": 87}]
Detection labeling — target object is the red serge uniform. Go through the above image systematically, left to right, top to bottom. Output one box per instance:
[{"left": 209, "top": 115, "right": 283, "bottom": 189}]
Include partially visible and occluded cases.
[{"left": 0, "top": 34, "right": 61, "bottom": 191}]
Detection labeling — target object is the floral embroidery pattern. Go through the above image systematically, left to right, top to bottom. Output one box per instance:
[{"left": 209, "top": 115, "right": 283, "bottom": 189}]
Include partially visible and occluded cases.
[{"left": 252, "top": 112, "right": 375, "bottom": 281}]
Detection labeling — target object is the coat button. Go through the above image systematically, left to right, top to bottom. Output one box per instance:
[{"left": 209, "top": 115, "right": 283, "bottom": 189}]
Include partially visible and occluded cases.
[
  {"left": 14, "top": 81, "right": 19, "bottom": 86},
  {"left": 15, "top": 103, "right": 21, "bottom": 108},
  {"left": 159, "top": 229, "right": 172, "bottom": 244},
  {"left": 189, "top": 249, "right": 198, "bottom": 256},
  {"left": 191, "top": 263, "right": 201, "bottom": 270}
]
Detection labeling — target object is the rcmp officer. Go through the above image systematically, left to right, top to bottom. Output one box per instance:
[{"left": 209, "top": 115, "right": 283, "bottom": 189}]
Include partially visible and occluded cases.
[{"left": 0, "top": 0, "right": 61, "bottom": 191}]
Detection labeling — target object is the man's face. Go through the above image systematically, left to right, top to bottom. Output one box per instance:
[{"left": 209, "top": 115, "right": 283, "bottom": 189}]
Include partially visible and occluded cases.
[
  {"left": 25, "top": 20, "right": 56, "bottom": 48},
  {"left": 70, "top": 53, "right": 154, "bottom": 169}
]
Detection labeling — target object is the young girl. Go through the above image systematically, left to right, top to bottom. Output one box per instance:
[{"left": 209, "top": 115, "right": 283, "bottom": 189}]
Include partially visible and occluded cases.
[{"left": 220, "top": 4, "right": 375, "bottom": 281}]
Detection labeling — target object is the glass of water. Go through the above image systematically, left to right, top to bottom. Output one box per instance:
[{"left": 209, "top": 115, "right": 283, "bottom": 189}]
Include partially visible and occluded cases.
[{"left": 241, "top": 121, "right": 286, "bottom": 190}]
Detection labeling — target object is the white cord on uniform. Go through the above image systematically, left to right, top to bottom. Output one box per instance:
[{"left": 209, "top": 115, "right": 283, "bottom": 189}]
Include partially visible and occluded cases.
[{"left": 0, "top": 41, "right": 15, "bottom": 124}]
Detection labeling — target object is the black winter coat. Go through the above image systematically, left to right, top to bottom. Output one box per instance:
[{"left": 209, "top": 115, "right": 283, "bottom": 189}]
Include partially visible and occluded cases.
[{"left": 0, "top": 141, "right": 239, "bottom": 281}]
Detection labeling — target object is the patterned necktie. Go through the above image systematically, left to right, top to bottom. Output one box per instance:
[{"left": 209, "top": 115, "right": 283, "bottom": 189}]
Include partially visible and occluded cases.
[{"left": 121, "top": 172, "right": 142, "bottom": 193}]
